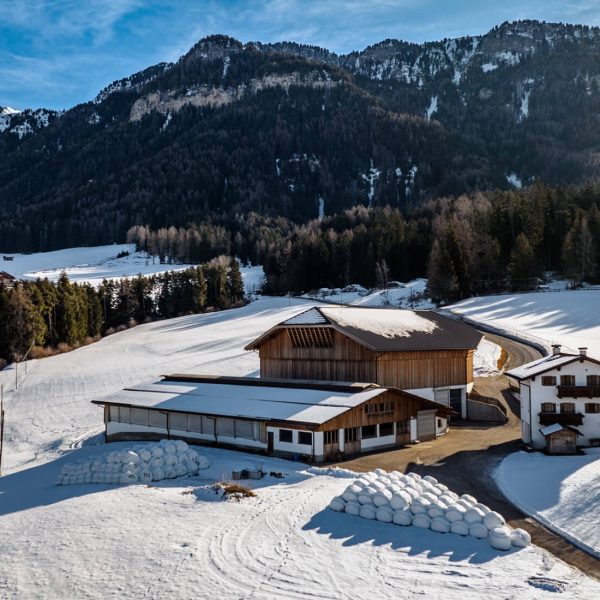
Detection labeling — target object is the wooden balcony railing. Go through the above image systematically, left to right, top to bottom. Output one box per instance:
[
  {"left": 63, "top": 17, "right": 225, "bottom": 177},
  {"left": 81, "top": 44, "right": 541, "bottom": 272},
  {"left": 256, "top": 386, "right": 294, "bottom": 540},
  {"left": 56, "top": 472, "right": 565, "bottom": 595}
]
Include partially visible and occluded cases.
[
  {"left": 557, "top": 385, "right": 600, "bottom": 398},
  {"left": 538, "top": 412, "right": 584, "bottom": 426}
]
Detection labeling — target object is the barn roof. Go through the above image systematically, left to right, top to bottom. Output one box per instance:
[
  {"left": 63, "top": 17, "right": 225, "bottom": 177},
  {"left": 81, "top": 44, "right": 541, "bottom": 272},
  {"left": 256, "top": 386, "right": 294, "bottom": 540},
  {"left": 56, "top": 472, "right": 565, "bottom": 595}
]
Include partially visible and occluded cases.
[
  {"left": 0, "top": 271, "right": 16, "bottom": 281},
  {"left": 245, "top": 306, "right": 482, "bottom": 352},
  {"left": 92, "top": 374, "right": 452, "bottom": 426}
]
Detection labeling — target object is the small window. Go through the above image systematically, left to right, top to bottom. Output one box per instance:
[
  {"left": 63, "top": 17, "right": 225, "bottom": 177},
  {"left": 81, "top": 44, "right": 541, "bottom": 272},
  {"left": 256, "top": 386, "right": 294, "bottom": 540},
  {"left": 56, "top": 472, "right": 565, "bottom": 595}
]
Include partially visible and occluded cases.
[
  {"left": 560, "top": 375, "right": 576, "bottom": 386},
  {"left": 587, "top": 375, "right": 600, "bottom": 386},
  {"left": 542, "top": 376, "right": 557, "bottom": 386},
  {"left": 541, "top": 402, "right": 556, "bottom": 413},
  {"left": 561, "top": 402, "right": 576, "bottom": 414},
  {"left": 585, "top": 403, "right": 600, "bottom": 414},
  {"left": 109, "top": 405, "right": 120, "bottom": 421},
  {"left": 119, "top": 406, "right": 131, "bottom": 423},
  {"left": 130, "top": 408, "right": 148, "bottom": 426},
  {"left": 148, "top": 410, "right": 167, "bottom": 428},
  {"left": 169, "top": 413, "right": 187, "bottom": 431},
  {"left": 188, "top": 414, "right": 202, "bottom": 432},
  {"left": 217, "top": 417, "right": 235, "bottom": 437},
  {"left": 235, "top": 420, "right": 255, "bottom": 440},
  {"left": 397, "top": 420, "right": 410, "bottom": 434},
  {"left": 379, "top": 422, "right": 394, "bottom": 437},
  {"left": 361, "top": 425, "right": 377, "bottom": 439},
  {"left": 345, "top": 427, "right": 359, "bottom": 443},
  {"left": 279, "top": 429, "right": 293, "bottom": 443},
  {"left": 324, "top": 430, "right": 339, "bottom": 445},
  {"left": 298, "top": 431, "right": 312, "bottom": 445}
]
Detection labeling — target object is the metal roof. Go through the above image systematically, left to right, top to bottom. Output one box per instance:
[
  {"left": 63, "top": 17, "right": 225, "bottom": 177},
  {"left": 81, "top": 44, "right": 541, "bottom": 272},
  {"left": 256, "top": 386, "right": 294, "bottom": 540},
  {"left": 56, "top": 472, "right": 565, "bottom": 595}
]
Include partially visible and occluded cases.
[
  {"left": 246, "top": 306, "right": 483, "bottom": 352},
  {"left": 506, "top": 353, "right": 582, "bottom": 380}
]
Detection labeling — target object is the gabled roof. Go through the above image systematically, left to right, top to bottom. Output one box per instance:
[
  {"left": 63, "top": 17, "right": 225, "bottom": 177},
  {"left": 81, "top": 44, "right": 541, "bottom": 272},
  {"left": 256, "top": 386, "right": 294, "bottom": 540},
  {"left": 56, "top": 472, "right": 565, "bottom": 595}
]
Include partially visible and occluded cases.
[
  {"left": 0, "top": 271, "right": 16, "bottom": 281},
  {"left": 245, "top": 306, "right": 483, "bottom": 352},
  {"left": 507, "top": 352, "right": 600, "bottom": 381},
  {"left": 92, "top": 374, "right": 453, "bottom": 426},
  {"left": 540, "top": 423, "right": 582, "bottom": 437}
]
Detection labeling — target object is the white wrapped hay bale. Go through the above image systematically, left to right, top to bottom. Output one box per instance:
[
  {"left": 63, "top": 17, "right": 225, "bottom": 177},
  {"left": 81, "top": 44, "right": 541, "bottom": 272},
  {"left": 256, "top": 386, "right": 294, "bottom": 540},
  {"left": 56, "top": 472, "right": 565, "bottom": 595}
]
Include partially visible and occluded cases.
[
  {"left": 174, "top": 440, "right": 189, "bottom": 453},
  {"left": 151, "top": 446, "right": 165, "bottom": 458},
  {"left": 139, "top": 449, "right": 152, "bottom": 462},
  {"left": 164, "top": 455, "right": 178, "bottom": 469},
  {"left": 197, "top": 455, "right": 209, "bottom": 470},
  {"left": 187, "top": 462, "right": 199, "bottom": 475},
  {"left": 176, "top": 464, "right": 188, "bottom": 477},
  {"left": 164, "top": 467, "right": 177, "bottom": 479},
  {"left": 152, "top": 468, "right": 165, "bottom": 481},
  {"left": 373, "top": 468, "right": 387, "bottom": 476},
  {"left": 139, "top": 470, "right": 153, "bottom": 484},
  {"left": 406, "top": 472, "right": 422, "bottom": 481},
  {"left": 423, "top": 475, "right": 438, "bottom": 485},
  {"left": 404, "top": 487, "right": 420, "bottom": 501},
  {"left": 358, "top": 488, "right": 377, "bottom": 505},
  {"left": 342, "top": 489, "right": 358, "bottom": 503},
  {"left": 373, "top": 489, "right": 392, "bottom": 507},
  {"left": 390, "top": 490, "right": 412, "bottom": 510},
  {"left": 420, "top": 491, "right": 438, "bottom": 503},
  {"left": 460, "top": 494, "right": 477, "bottom": 506},
  {"left": 329, "top": 497, "right": 346, "bottom": 512},
  {"left": 410, "top": 497, "right": 431, "bottom": 515},
  {"left": 345, "top": 501, "right": 361, "bottom": 516},
  {"left": 427, "top": 501, "right": 446, "bottom": 519},
  {"left": 473, "top": 502, "right": 491, "bottom": 515},
  {"left": 360, "top": 505, "right": 376, "bottom": 520},
  {"left": 445, "top": 505, "right": 467, "bottom": 523},
  {"left": 376, "top": 507, "right": 394, "bottom": 523},
  {"left": 464, "top": 507, "right": 485, "bottom": 525},
  {"left": 392, "top": 508, "right": 413, "bottom": 526},
  {"left": 483, "top": 511, "right": 505, "bottom": 531},
  {"left": 413, "top": 514, "right": 432, "bottom": 529},
  {"left": 431, "top": 517, "right": 451, "bottom": 533},
  {"left": 450, "top": 521, "right": 469, "bottom": 536},
  {"left": 469, "top": 523, "right": 489, "bottom": 539},
  {"left": 489, "top": 526, "right": 512, "bottom": 551},
  {"left": 510, "top": 528, "right": 531, "bottom": 548}
]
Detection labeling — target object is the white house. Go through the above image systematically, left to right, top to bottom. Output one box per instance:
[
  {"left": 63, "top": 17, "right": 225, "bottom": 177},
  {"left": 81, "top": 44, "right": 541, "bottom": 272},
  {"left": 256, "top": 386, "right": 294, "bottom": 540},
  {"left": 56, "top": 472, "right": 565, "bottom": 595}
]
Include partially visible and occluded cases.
[{"left": 507, "top": 345, "right": 600, "bottom": 453}]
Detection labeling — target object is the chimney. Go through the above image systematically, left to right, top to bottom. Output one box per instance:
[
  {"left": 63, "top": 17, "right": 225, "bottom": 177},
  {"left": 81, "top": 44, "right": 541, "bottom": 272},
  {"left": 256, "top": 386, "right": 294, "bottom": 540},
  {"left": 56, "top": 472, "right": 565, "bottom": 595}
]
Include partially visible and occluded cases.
[
  {"left": 552, "top": 344, "right": 561, "bottom": 355},
  {"left": 579, "top": 347, "right": 588, "bottom": 357}
]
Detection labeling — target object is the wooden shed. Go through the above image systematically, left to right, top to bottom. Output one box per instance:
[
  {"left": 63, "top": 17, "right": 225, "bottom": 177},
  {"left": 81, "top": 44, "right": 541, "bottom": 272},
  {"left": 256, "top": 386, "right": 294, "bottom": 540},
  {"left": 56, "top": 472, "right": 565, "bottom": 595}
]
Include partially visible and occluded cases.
[
  {"left": 245, "top": 307, "right": 482, "bottom": 417},
  {"left": 92, "top": 374, "right": 453, "bottom": 462},
  {"left": 540, "top": 423, "right": 581, "bottom": 455}
]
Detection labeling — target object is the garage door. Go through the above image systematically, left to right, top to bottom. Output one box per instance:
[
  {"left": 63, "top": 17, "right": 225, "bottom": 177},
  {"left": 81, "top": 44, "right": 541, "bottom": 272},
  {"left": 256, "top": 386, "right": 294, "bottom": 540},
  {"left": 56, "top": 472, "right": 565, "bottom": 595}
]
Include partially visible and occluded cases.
[{"left": 417, "top": 410, "right": 436, "bottom": 442}]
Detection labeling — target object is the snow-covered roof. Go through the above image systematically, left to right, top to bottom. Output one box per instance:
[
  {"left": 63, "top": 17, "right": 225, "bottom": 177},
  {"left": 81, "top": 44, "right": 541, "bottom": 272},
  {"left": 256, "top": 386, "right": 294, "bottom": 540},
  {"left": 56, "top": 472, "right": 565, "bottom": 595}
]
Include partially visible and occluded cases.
[
  {"left": 246, "top": 306, "right": 482, "bottom": 352},
  {"left": 506, "top": 353, "right": 584, "bottom": 380},
  {"left": 94, "top": 375, "right": 452, "bottom": 425},
  {"left": 539, "top": 423, "right": 582, "bottom": 437}
]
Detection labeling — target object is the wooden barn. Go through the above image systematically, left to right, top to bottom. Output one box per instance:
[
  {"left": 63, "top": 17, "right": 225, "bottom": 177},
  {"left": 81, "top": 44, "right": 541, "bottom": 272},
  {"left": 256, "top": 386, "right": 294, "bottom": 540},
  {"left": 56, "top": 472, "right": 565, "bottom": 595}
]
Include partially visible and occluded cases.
[
  {"left": 0, "top": 271, "right": 16, "bottom": 288},
  {"left": 245, "top": 307, "right": 482, "bottom": 418},
  {"left": 93, "top": 375, "right": 453, "bottom": 461}
]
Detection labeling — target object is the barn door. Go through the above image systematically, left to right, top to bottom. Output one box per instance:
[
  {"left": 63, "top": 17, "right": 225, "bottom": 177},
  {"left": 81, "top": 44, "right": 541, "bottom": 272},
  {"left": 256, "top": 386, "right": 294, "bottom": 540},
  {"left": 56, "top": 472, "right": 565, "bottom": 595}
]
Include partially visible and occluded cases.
[
  {"left": 417, "top": 410, "right": 436, "bottom": 442},
  {"left": 396, "top": 420, "right": 410, "bottom": 446},
  {"left": 343, "top": 427, "right": 361, "bottom": 455},
  {"left": 324, "top": 430, "right": 339, "bottom": 460},
  {"left": 267, "top": 431, "right": 274, "bottom": 454}
]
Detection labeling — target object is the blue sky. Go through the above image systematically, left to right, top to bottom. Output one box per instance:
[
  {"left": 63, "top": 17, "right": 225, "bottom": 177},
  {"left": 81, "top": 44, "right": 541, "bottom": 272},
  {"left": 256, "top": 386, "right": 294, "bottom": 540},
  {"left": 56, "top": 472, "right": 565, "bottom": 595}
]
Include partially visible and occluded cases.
[{"left": 2, "top": 0, "right": 600, "bottom": 110}]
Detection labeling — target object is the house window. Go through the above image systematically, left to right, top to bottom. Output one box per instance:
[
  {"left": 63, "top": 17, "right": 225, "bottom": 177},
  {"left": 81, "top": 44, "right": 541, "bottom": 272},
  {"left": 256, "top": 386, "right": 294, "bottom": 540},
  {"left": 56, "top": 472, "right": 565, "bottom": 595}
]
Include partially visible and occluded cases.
[
  {"left": 288, "top": 327, "right": 334, "bottom": 348},
  {"left": 560, "top": 375, "right": 576, "bottom": 386},
  {"left": 587, "top": 375, "right": 600, "bottom": 386},
  {"left": 542, "top": 376, "right": 557, "bottom": 386},
  {"left": 541, "top": 402, "right": 556, "bottom": 413},
  {"left": 561, "top": 402, "right": 576, "bottom": 414},
  {"left": 585, "top": 403, "right": 600, "bottom": 414},
  {"left": 397, "top": 420, "right": 410, "bottom": 435},
  {"left": 379, "top": 422, "right": 394, "bottom": 437},
  {"left": 361, "top": 425, "right": 377, "bottom": 439},
  {"left": 345, "top": 427, "right": 359, "bottom": 443},
  {"left": 279, "top": 429, "right": 293, "bottom": 443},
  {"left": 324, "top": 430, "right": 339, "bottom": 445},
  {"left": 298, "top": 431, "right": 312, "bottom": 446}
]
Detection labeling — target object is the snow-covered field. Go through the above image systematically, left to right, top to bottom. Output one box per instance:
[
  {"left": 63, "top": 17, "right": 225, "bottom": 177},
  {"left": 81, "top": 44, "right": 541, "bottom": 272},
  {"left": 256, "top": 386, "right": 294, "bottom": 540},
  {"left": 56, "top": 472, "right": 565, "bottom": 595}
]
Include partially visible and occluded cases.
[
  {"left": 1, "top": 243, "right": 265, "bottom": 291},
  {"left": 303, "top": 278, "right": 434, "bottom": 309},
  {"left": 448, "top": 290, "right": 600, "bottom": 356},
  {"left": 2, "top": 444, "right": 598, "bottom": 599},
  {"left": 495, "top": 450, "right": 600, "bottom": 559}
]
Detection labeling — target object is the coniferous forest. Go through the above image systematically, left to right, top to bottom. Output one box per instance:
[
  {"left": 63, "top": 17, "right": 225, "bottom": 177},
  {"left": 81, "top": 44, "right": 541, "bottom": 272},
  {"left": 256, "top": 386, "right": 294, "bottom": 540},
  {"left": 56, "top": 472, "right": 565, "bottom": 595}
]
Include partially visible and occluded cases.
[{"left": 0, "top": 257, "right": 245, "bottom": 364}]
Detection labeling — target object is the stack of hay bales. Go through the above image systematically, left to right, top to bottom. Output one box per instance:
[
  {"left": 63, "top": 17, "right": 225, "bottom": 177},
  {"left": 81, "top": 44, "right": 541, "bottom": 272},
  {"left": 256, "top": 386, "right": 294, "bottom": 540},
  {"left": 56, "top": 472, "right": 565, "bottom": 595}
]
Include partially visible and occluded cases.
[
  {"left": 58, "top": 440, "right": 209, "bottom": 486},
  {"left": 329, "top": 468, "right": 530, "bottom": 551}
]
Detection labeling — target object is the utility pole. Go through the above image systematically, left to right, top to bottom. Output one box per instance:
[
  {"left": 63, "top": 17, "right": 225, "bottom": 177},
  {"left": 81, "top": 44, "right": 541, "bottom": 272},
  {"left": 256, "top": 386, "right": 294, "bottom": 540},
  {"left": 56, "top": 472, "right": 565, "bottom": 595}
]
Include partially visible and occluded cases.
[{"left": 0, "top": 384, "right": 4, "bottom": 477}]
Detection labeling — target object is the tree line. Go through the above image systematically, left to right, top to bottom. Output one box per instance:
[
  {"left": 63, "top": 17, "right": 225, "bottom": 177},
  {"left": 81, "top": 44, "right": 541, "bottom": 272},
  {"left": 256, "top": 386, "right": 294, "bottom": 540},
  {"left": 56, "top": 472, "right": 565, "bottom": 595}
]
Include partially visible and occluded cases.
[{"left": 0, "top": 257, "right": 244, "bottom": 364}]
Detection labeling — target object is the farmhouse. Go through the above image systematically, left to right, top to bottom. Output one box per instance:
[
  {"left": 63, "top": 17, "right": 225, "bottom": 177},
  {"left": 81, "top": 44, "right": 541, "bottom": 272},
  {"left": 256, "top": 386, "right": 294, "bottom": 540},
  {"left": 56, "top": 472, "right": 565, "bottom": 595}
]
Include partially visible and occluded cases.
[
  {"left": 0, "top": 271, "right": 16, "bottom": 288},
  {"left": 245, "top": 307, "right": 482, "bottom": 418},
  {"left": 507, "top": 345, "right": 600, "bottom": 453},
  {"left": 93, "top": 375, "right": 453, "bottom": 461}
]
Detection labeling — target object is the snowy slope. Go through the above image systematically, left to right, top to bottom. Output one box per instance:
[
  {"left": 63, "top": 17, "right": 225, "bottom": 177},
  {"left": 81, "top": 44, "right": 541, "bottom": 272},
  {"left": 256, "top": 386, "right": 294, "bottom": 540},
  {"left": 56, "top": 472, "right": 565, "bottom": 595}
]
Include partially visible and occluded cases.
[
  {"left": 1, "top": 243, "right": 265, "bottom": 291},
  {"left": 448, "top": 290, "right": 600, "bottom": 356},
  {"left": 2, "top": 445, "right": 597, "bottom": 599},
  {"left": 495, "top": 451, "right": 600, "bottom": 559}
]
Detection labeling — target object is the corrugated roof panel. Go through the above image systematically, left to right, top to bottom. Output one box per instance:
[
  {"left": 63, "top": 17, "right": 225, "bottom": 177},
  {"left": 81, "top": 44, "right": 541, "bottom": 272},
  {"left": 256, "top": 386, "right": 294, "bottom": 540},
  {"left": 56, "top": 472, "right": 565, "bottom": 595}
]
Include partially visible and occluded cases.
[
  {"left": 284, "top": 308, "right": 329, "bottom": 325},
  {"left": 506, "top": 354, "right": 578, "bottom": 380}
]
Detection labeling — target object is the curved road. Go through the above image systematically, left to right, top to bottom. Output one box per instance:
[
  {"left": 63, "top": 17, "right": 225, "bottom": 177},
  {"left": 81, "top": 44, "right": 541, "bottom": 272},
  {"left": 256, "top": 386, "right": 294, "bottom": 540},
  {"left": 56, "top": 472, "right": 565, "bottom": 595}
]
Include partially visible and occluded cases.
[{"left": 336, "top": 332, "right": 600, "bottom": 579}]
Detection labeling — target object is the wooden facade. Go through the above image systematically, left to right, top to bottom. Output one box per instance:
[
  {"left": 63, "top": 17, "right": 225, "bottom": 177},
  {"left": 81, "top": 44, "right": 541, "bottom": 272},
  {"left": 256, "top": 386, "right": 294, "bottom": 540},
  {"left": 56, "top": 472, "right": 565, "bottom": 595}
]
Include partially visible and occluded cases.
[{"left": 257, "top": 328, "right": 475, "bottom": 389}]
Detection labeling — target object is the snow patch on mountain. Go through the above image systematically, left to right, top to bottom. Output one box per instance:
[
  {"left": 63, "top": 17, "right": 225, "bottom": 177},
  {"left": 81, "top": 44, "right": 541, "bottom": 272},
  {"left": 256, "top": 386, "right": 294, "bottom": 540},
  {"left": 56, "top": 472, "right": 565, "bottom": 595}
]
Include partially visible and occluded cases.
[
  {"left": 425, "top": 96, "right": 438, "bottom": 119},
  {"left": 362, "top": 161, "right": 380, "bottom": 208},
  {"left": 506, "top": 172, "right": 523, "bottom": 188}
]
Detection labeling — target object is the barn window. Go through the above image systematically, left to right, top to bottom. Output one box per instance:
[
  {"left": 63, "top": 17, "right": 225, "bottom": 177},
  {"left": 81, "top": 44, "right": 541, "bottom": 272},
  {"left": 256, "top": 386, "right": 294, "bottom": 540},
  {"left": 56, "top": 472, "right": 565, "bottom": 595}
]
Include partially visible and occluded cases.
[
  {"left": 287, "top": 327, "right": 334, "bottom": 348},
  {"left": 560, "top": 375, "right": 576, "bottom": 386},
  {"left": 587, "top": 375, "right": 600, "bottom": 386},
  {"left": 541, "top": 376, "right": 556, "bottom": 386},
  {"left": 365, "top": 401, "right": 393, "bottom": 415},
  {"left": 561, "top": 402, "right": 576, "bottom": 414},
  {"left": 541, "top": 403, "right": 556, "bottom": 413},
  {"left": 585, "top": 403, "right": 600, "bottom": 413},
  {"left": 109, "top": 406, "right": 120, "bottom": 421},
  {"left": 119, "top": 406, "right": 131, "bottom": 423},
  {"left": 130, "top": 408, "right": 148, "bottom": 426},
  {"left": 148, "top": 410, "right": 167, "bottom": 428},
  {"left": 169, "top": 413, "right": 187, "bottom": 431},
  {"left": 188, "top": 414, "right": 202, "bottom": 432},
  {"left": 201, "top": 417, "right": 215, "bottom": 435},
  {"left": 217, "top": 418, "right": 235, "bottom": 437},
  {"left": 235, "top": 420, "right": 260, "bottom": 440},
  {"left": 397, "top": 420, "right": 410, "bottom": 434},
  {"left": 379, "top": 422, "right": 394, "bottom": 437},
  {"left": 362, "top": 425, "right": 377, "bottom": 439},
  {"left": 345, "top": 427, "right": 359, "bottom": 443},
  {"left": 279, "top": 429, "right": 293, "bottom": 443},
  {"left": 324, "top": 430, "right": 339, "bottom": 445},
  {"left": 298, "top": 431, "right": 312, "bottom": 446}
]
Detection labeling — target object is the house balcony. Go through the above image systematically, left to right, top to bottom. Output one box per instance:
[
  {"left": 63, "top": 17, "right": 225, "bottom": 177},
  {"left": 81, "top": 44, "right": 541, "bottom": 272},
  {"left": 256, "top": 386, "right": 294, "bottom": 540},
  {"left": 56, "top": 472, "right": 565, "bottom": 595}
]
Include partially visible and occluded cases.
[
  {"left": 557, "top": 385, "right": 600, "bottom": 398},
  {"left": 538, "top": 412, "right": 584, "bottom": 426}
]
